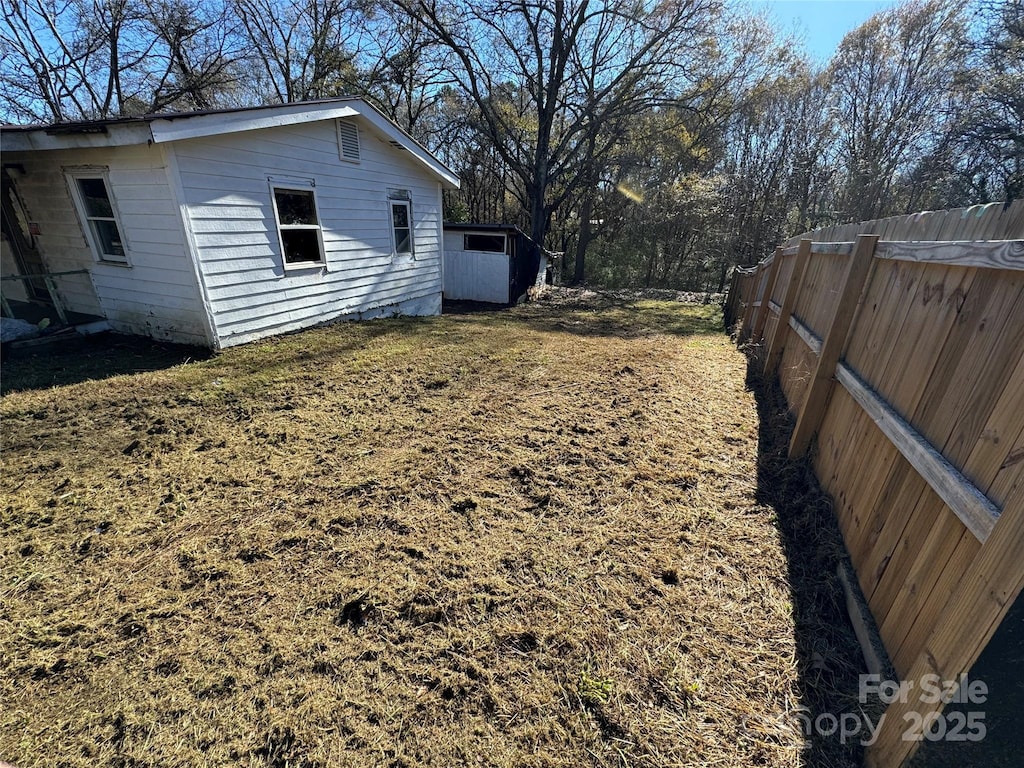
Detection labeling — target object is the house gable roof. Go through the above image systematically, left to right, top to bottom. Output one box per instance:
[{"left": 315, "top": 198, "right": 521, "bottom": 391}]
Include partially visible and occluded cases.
[{"left": 1, "top": 98, "right": 460, "bottom": 189}]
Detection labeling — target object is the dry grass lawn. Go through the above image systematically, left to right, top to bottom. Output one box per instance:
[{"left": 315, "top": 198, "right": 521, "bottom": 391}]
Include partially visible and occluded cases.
[{"left": 0, "top": 296, "right": 863, "bottom": 767}]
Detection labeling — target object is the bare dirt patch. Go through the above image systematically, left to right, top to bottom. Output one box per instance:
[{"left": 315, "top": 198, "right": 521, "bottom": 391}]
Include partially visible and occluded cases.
[{"left": 1, "top": 299, "right": 860, "bottom": 767}]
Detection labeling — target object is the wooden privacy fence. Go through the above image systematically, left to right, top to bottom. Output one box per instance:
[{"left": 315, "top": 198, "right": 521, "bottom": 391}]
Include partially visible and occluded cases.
[{"left": 723, "top": 200, "right": 1024, "bottom": 767}]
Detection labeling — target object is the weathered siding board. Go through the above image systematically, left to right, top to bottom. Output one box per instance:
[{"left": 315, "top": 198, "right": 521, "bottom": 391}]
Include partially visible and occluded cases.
[
  {"left": 172, "top": 117, "right": 443, "bottom": 346},
  {"left": 3, "top": 144, "right": 208, "bottom": 344},
  {"left": 3, "top": 158, "right": 103, "bottom": 317},
  {"left": 442, "top": 248, "right": 511, "bottom": 303},
  {"left": 206, "top": 268, "right": 440, "bottom": 313},
  {"left": 211, "top": 284, "right": 440, "bottom": 340}
]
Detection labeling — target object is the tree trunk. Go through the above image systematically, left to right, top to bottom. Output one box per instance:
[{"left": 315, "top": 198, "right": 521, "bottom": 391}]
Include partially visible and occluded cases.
[{"left": 571, "top": 192, "right": 593, "bottom": 286}]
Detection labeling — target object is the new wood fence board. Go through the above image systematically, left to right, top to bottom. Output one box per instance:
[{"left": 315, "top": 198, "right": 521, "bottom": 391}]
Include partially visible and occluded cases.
[
  {"left": 975, "top": 203, "right": 1007, "bottom": 238},
  {"left": 790, "top": 237, "right": 878, "bottom": 458},
  {"left": 765, "top": 240, "right": 812, "bottom": 374},
  {"left": 752, "top": 249, "right": 784, "bottom": 343},
  {"left": 803, "top": 252, "right": 852, "bottom": 339},
  {"left": 772, "top": 253, "right": 796, "bottom": 305},
  {"left": 796, "top": 254, "right": 829, "bottom": 337},
  {"left": 791, "top": 257, "right": 823, "bottom": 336},
  {"left": 844, "top": 259, "right": 922, "bottom": 386},
  {"left": 868, "top": 264, "right": 956, "bottom": 403},
  {"left": 739, "top": 265, "right": 762, "bottom": 338},
  {"left": 881, "top": 266, "right": 981, "bottom": 420},
  {"left": 912, "top": 271, "right": 1024, "bottom": 455},
  {"left": 935, "top": 281, "right": 1024, "bottom": 470},
  {"left": 760, "top": 315, "right": 779, "bottom": 363},
  {"left": 778, "top": 342, "right": 810, "bottom": 413},
  {"left": 836, "top": 364, "right": 1000, "bottom": 542},
  {"left": 811, "top": 384, "right": 858, "bottom": 492},
  {"left": 814, "top": 390, "right": 872, "bottom": 527},
  {"left": 987, "top": 425, "right": 1024, "bottom": 505},
  {"left": 845, "top": 436, "right": 905, "bottom": 567},
  {"left": 857, "top": 462, "right": 925, "bottom": 600},
  {"left": 866, "top": 475, "right": 933, "bottom": 618},
  {"left": 867, "top": 483, "right": 1024, "bottom": 767},
  {"left": 871, "top": 488, "right": 946, "bottom": 662},
  {"left": 879, "top": 501, "right": 973, "bottom": 657},
  {"left": 890, "top": 522, "right": 979, "bottom": 675}
]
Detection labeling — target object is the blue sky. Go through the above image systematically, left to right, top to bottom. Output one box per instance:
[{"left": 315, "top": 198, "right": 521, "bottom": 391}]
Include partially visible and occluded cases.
[{"left": 746, "top": 0, "right": 901, "bottom": 63}]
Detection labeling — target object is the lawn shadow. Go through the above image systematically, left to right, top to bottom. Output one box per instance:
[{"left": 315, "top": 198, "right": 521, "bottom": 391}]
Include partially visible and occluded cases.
[
  {"left": 513, "top": 295, "right": 724, "bottom": 339},
  {"left": 442, "top": 299, "right": 511, "bottom": 314},
  {"left": 1, "top": 334, "right": 212, "bottom": 395},
  {"left": 745, "top": 363, "right": 883, "bottom": 767}
]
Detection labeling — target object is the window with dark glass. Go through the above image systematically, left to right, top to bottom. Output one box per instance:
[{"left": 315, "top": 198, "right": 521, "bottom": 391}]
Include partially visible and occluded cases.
[
  {"left": 74, "top": 177, "right": 127, "bottom": 263},
  {"left": 272, "top": 187, "right": 324, "bottom": 266},
  {"left": 391, "top": 200, "right": 412, "bottom": 256},
  {"left": 464, "top": 233, "right": 506, "bottom": 253}
]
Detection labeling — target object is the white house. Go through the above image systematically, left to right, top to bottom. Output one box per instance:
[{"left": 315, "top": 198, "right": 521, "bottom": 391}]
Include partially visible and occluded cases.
[{"left": 0, "top": 98, "right": 460, "bottom": 348}]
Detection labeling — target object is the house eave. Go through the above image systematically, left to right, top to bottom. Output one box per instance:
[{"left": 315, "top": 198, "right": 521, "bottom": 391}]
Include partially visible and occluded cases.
[
  {"left": 2, "top": 99, "right": 460, "bottom": 189},
  {"left": 1, "top": 122, "right": 154, "bottom": 152}
]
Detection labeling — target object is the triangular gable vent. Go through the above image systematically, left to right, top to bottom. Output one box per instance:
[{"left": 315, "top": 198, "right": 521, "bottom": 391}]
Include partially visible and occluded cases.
[{"left": 338, "top": 119, "right": 360, "bottom": 162}]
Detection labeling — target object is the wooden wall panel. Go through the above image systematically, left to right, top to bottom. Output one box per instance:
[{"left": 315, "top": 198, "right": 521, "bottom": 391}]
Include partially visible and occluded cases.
[{"left": 733, "top": 216, "right": 1024, "bottom": 766}]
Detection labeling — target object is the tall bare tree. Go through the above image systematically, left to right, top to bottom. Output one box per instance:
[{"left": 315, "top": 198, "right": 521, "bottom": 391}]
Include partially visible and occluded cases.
[
  {"left": 0, "top": 0, "right": 240, "bottom": 121},
  {"left": 231, "top": 0, "right": 367, "bottom": 104},
  {"left": 391, "top": 0, "right": 721, "bottom": 257},
  {"left": 828, "top": 0, "right": 971, "bottom": 220},
  {"left": 961, "top": 0, "right": 1024, "bottom": 202}
]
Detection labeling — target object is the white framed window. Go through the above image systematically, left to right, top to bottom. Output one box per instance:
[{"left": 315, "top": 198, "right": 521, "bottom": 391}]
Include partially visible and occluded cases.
[
  {"left": 337, "top": 119, "right": 360, "bottom": 162},
  {"left": 66, "top": 170, "right": 129, "bottom": 265},
  {"left": 269, "top": 181, "right": 325, "bottom": 269},
  {"left": 389, "top": 194, "right": 413, "bottom": 258}
]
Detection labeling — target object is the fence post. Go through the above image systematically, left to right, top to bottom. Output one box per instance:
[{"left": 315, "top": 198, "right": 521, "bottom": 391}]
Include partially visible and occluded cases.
[
  {"left": 789, "top": 234, "right": 879, "bottom": 458},
  {"left": 764, "top": 239, "right": 812, "bottom": 375},
  {"left": 751, "top": 247, "right": 783, "bottom": 345},
  {"left": 739, "top": 262, "right": 763, "bottom": 341},
  {"left": 722, "top": 270, "right": 738, "bottom": 328}
]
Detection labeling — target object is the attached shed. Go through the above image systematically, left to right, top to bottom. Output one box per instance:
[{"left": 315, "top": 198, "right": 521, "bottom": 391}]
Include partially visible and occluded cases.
[
  {"left": 0, "top": 98, "right": 460, "bottom": 348},
  {"left": 442, "top": 223, "right": 548, "bottom": 305}
]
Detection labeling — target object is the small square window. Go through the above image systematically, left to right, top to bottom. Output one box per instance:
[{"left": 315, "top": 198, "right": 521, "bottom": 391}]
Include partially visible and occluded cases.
[{"left": 271, "top": 186, "right": 325, "bottom": 267}]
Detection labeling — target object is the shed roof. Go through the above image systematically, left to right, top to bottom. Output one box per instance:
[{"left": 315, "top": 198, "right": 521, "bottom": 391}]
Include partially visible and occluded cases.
[
  {"left": 1, "top": 98, "right": 460, "bottom": 189},
  {"left": 444, "top": 222, "right": 531, "bottom": 236}
]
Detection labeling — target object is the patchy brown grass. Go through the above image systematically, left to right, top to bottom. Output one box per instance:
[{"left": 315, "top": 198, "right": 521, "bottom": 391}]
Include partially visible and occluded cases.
[{"left": 1, "top": 297, "right": 859, "bottom": 768}]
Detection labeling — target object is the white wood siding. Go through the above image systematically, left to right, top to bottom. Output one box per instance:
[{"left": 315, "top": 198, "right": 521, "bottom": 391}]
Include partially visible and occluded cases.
[
  {"left": 171, "top": 118, "right": 443, "bottom": 346},
  {"left": 2, "top": 145, "right": 209, "bottom": 345},
  {"left": 442, "top": 231, "right": 511, "bottom": 303}
]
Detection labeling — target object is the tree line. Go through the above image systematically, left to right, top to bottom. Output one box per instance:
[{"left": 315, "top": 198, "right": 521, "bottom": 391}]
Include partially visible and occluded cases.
[{"left": 2, "top": 0, "right": 1021, "bottom": 291}]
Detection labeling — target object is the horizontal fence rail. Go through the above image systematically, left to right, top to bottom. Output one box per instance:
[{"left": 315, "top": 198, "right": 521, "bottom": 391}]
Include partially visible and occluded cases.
[
  {"left": 725, "top": 200, "right": 1024, "bottom": 767},
  {"left": 0, "top": 269, "right": 88, "bottom": 324}
]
